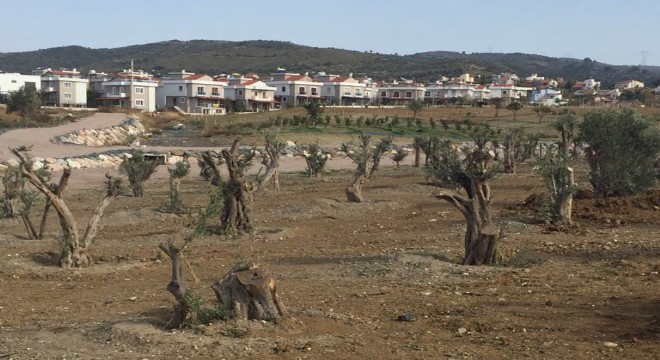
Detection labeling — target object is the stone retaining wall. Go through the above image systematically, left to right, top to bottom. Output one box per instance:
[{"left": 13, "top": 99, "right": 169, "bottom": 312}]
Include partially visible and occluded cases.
[{"left": 54, "top": 116, "right": 146, "bottom": 146}]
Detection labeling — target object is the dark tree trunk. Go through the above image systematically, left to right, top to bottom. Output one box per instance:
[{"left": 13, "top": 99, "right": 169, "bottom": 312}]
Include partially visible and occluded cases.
[
  {"left": 215, "top": 140, "right": 278, "bottom": 234},
  {"left": 414, "top": 147, "right": 420, "bottom": 167},
  {"left": 435, "top": 182, "right": 500, "bottom": 265},
  {"left": 212, "top": 264, "right": 287, "bottom": 322}
]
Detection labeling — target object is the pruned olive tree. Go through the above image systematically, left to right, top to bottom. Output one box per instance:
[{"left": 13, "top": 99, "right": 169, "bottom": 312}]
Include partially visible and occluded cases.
[
  {"left": 552, "top": 110, "right": 577, "bottom": 159},
  {"left": 427, "top": 126, "right": 500, "bottom": 265},
  {"left": 501, "top": 127, "right": 541, "bottom": 174},
  {"left": 263, "top": 132, "right": 286, "bottom": 190},
  {"left": 342, "top": 134, "right": 391, "bottom": 203},
  {"left": 199, "top": 138, "right": 279, "bottom": 234},
  {"left": 304, "top": 142, "right": 330, "bottom": 178},
  {"left": 534, "top": 145, "right": 577, "bottom": 224},
  {"left": 391, "top": 146, "right": 408, "bottom": 169},
  {"left": 11, "top": 147, "right": 121, "bottom": 267},
  {"left": 119, "top": 150, "right": 159, "bottom": 197},
  {"left": 165, "top": 160, "right": 190, "bottom": 213},
  {"left": 0, "top": 165, "right": 43, "bottom": 238}
]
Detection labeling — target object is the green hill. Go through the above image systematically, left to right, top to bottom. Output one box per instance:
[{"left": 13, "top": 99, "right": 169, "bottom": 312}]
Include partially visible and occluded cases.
[{"left": 1, "top": 40, "right": 658, "bottom": 86}]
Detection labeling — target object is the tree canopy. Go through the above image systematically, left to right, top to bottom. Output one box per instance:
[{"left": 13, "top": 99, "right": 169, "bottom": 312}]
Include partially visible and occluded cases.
[{"left": 579, "top": 108, "right": 660, "bottom": 199}]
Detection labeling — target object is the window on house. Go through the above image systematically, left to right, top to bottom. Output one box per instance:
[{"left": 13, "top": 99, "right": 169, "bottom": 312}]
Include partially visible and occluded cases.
[
  {"left": 11, "top": 80, "right": 17, "bottom": 83},
  {"left": 63, "top": 82, "right": 71, "bottom": 88},
  {"left": 178, "top": 86, "right": 183, "bottom": 92},
  {"left": 197, "top": 86, "right": 205, "bottom": 95},
  {"left": 281, "top": 86, "right": 286, "bottom": 92},
  {"left": 299, "top": 86, "right": 306, "bottom": 94},
  {"left": 112, "top": 87, "right": 117, "bottom": 95},
  {"left": 119, "top": 87, "right": 125, "bottom": 94},
  {"left": 135, "top": 87, "right": 144, "bottom": 94},
  {"left": 212, "top": 87, "right": 219, "bottom": 95},
  {"left": 311, "top": 88, "right": 318, "bottom": 95},
  {"left": 238, "top": 90, "right": 243, "bottom": 96},
  {"left": 502, "top": 90, "right": 507, "bottom": 95},
  {"left": 262, "top": 91, "right": 266, "bottom": 97},
  {"left": 381, "top": 91, "right": 387, "bottom": 97},
  {"left": 393, "top": 91, "right": 400, "bottom": 98},
  {"left": 405, "top": 91, "right": 412, "bottom": 98},
  {"left": 424, "top": 91, "right": 431, "bottom": 97},
  {"left": 64, "top": 93, "right": 72, "bottom": 99},
  {"left": 179, "top": 97, "right": 186, "bottom": 103},
  {"left": 282, "top": 97, "right": 287, "bottom": 102},
  {"left": 135, "top": 99, "right": 144, "bottom": 107}
]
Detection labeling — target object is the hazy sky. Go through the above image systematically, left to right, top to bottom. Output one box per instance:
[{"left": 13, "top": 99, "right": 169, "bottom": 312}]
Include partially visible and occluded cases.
[{"left": 3, "top": 0, "right": 659, "bottom": 66}]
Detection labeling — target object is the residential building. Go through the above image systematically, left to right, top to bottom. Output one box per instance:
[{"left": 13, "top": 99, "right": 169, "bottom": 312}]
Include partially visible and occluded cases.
[
  {"left": 34, "top": 68, "right": 88, "bottom": 107},
  {"left": 266, "top": 69, "right": 320, "bottom": 107},
  {"left": 96, "top": 70, "right": 159, "bottom": 112},
  {"left": 157, "top": 70, "right": 227, "bottom": 115},
  {"left": 0, "top": 72, "right": 41, "bottom": 103},
  {"left": 316, "top": 72, "right": 368, "bottom": 105},
  {"left": 224, "top": 78, "right": 276, "bottom": 112},
  {"left": 573, "top": 78, "right": 600, "bottom": 91},
  {"left": 615, "top": 80, "right": 644, "bottom": 90},
  {"left": 377, "top": 81, "right": 425, "bottom": 105},
  {"left": 489, "top": 84, "right": 532, "bottom": 103},
  {"left": 530, "top": 87, "right": 563, "bottom": 106}
]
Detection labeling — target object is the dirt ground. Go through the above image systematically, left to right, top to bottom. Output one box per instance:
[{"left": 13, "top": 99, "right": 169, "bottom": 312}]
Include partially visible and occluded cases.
[{"left": 0, "top": 162, "right": 658, "bottom": 359}]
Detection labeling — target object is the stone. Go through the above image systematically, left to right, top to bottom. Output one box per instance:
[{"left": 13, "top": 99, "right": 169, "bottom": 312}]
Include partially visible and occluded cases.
[{"left": 457, "top": 327, "right": 468, "bottom": 335}]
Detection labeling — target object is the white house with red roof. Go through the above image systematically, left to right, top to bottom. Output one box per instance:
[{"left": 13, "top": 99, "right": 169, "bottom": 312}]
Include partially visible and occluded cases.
[
  {"left": 33, "top": 68, "right": 88, "bottom": 107},
  {"left": 265, "top": 69, "right": 320, "bottom": 107},
  {"left": 157, "top": 70, "right": 227, "bottom": 115},
  {"left": 315, "top": 72, "right": 368, "bottom": 105},
  {"left": 224, "top": 78, "right": 276, "bottom": 112}
]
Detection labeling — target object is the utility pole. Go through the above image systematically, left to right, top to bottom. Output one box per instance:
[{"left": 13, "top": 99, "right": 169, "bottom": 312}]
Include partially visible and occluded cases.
[{"left": 129, "top": 59, "right": 134, "bottom": 108}]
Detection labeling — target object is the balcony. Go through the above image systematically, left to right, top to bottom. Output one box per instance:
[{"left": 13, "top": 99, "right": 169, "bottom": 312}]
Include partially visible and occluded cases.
[
  {"left": 43, "top": 87, "right": 55, "bottom": 93},
  {"left": 197, "top": 91, "right": 206, "bottom": 96},
  {"left": 105, "top": 92, "right": 128, "bottom": 98},
  {"left": 211, "top": 92, "right": 220, "bottom": 96},
  {"left": 355, "top": 92, "right": 363, "bottom": 97}
]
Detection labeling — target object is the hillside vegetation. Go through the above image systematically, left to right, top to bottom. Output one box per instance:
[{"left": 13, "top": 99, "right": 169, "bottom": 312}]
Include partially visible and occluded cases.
[{"left": 1, "top": 39, "right": 659, "bottom": 85}]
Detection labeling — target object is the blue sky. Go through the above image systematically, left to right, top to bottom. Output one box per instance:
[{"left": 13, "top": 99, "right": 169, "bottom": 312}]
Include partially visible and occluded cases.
[{"left": 3, "top": 0, "right": 659, "bottom": 66}]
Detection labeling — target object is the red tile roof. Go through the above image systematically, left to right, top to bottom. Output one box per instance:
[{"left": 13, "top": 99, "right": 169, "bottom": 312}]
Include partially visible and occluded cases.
[
  {"left": 184, "top": 74, "right": 208, "bottom": 81},
  {"left": 285, "top": 75, "right": 307, "bottom": 81},
  {"left": 241, "top": 79, "right": 260, "bottom": 86}
]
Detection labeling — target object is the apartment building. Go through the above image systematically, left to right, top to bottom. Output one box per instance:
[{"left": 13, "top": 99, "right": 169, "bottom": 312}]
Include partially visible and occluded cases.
[
  {"left": 34, "top": 68, "right": 88, "bottom": 107},
  {"left": 96, "top": 70, "right": 159, "bottom": 112},
  {"left": 157, "top": 70, "right": 227, "bottom": 115},
  {"left": 266, "top": 70, "right": 320, "bottom": 107},
  {"left": 224, "top": 78, "right": 276, "bottom": 112},
  {"left": 377, "top": 81, "right": 425, "bottom": 105}
]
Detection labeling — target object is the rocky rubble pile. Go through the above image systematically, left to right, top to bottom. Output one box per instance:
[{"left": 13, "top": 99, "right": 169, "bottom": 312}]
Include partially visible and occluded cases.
[{"left": 54, "top": 116, "right": 146, "bottom": 146}]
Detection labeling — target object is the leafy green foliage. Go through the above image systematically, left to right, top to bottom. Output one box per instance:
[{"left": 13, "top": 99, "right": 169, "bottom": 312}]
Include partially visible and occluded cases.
[
  {"left": 6, "top": 86, "right": 41, "bottom": 119},
  {"left": 407, "top": 99, "right": 424, "bottom": 119},
  {"left": 505, "top": 102, "right": 524, "bottom": 120},
  {"left": 579, "top": 108, "right": 660, "bottom": 198},
  {"left": 304, "top": 142, "right": 330, "bottom": 177},
  {"left": 533, "top": 147, "right": 577, "bottom": 222},
  {"left": 118, "top": 150, "right": 159, "bottom": 197}
]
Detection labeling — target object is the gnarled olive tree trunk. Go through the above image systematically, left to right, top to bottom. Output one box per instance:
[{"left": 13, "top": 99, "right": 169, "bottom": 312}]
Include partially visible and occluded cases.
[
  {"left": 201, "top": 140, "right": 278, "bottom": 234},
  {"left": 12, "top": 148, "right": 119, "bottom": 267},
  {"left": 435, "top": 181, "right": 500, "bottom": 265}
]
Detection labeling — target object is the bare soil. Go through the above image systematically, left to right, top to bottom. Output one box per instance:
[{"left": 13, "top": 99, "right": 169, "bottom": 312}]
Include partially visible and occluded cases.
[{"left": 1, "top": 164, "right": 658, "bottom": 360}]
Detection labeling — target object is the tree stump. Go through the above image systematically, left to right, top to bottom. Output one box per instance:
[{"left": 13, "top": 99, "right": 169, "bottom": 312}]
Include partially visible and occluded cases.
[{"left": 212, "top": 264, "right": 287, "bottom": 322}]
